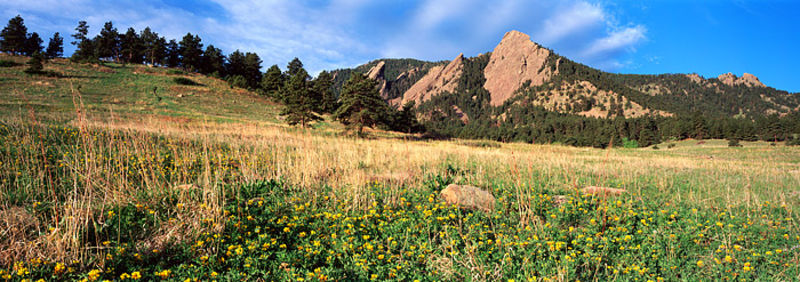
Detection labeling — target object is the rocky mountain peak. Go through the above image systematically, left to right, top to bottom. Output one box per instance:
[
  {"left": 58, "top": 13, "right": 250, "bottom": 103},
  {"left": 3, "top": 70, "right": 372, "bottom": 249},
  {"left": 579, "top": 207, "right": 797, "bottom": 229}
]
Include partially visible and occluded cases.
[{"left": 483, "top": 30, "right": 555, "bottom": 106}]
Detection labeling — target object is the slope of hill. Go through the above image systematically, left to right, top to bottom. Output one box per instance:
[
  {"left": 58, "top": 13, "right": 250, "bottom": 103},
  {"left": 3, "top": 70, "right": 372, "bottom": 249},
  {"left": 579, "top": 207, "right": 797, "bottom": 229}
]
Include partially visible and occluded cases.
[{"left": 0, "top": 54, "right": 281, "bottom": 124}]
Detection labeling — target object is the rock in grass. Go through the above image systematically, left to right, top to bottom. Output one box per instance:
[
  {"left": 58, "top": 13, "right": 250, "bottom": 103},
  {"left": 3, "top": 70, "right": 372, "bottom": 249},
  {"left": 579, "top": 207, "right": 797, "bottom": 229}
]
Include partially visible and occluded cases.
[
  {"left": 439, "top": 184, "right": 496, "bottom": 212},
  {"left": 582, "top": 186, "right": 626, "bottom": 196}
]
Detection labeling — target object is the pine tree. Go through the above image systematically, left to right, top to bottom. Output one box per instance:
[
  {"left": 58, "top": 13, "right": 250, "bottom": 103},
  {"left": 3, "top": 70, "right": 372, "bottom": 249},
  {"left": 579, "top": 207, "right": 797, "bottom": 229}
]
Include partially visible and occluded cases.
[
  {"left": 0, "top": 15, "right": 28, "bottom": 55},
  {"left": 71, "top": 21, "right": 95, "bottom": 61},
  {"left": 95, "top": 21, "right": 120, "bottom": 61},
  {"left": 119, "top": 27, "right": 143, "bottom": 63},
  {"left": 140, "top": 27, "right": 165, "bottom": 65},
  {"left": 23, "top": 32, "right": 43, "bottom": 56},
  {"left": 45, "top": 32, "right": 63, "bottom": 58},
  {"left": 178, "top": 33, "right": 203, "bottom": 72},
  {"left": 165, "top": 39, "right": 180, "bottom": 68},
  {"left": 201, "top": 45, "right": 225, "bottom": 76},
  {"left": 24, "top": 51, "right": 44, "bottom": 74},
  {"left": 243, "top": 52, "right": 263, "bottom": 89},
  {"left": 260, "top": 65, "right": 284, "bottom": 98},
  {"left": 280, "top": 66, "right": 320, "bottom": 127},
  {"left": 313, "top": 71, "right": 337, "bottom": 113},
  {"left": 334, "top": 73, "right": 389, "bottom": 135}
]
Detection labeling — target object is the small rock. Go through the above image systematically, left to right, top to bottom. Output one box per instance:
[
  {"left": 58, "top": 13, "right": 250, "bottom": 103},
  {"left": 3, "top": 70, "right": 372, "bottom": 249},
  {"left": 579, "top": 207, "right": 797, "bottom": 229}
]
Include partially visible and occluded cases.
[
  {"left": 439, "top": 184, "right": 496, "bottom": 212},
  {"left": 582, "top": 186, "right": 625, "bottom": 197}
]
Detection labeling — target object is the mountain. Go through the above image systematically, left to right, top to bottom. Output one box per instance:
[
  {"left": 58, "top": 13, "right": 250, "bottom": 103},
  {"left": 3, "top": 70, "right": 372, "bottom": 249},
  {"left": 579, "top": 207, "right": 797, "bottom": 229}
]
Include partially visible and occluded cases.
[{"left": 332, "top": 30, "right": 799, "bottom": 123}]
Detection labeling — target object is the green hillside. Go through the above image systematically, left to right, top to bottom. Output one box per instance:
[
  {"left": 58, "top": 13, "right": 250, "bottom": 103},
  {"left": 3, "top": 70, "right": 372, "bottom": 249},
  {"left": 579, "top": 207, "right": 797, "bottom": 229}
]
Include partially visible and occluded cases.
[{"left": 0, "top": 54, "right": 280, "bottom": 124}]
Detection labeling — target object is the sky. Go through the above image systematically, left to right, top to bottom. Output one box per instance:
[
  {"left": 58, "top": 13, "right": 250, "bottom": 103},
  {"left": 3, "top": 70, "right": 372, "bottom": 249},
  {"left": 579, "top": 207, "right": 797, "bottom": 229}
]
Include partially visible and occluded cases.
[{"left": 2, "top": 0, "right": 798, "bottom": 92}]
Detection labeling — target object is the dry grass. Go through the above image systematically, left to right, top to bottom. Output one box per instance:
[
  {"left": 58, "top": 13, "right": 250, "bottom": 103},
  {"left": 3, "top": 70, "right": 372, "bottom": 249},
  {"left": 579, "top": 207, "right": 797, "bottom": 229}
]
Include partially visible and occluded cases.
[{"left": 1, "top": 110, "right": 799, "bottom": 267}]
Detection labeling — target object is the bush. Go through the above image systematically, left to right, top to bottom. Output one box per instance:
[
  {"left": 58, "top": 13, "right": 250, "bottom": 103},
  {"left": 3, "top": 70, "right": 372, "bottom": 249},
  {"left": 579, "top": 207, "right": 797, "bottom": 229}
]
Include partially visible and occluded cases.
[
  {"left": 24, "top": 52, "right": 45, "bottom": 74},
  {"left": 0, "top": 59, "right": 20, "bottom": 67},
  {"left": 167, "top": 69, "right": 186, "bottom": 75},
  {"left": 227, "top": 75, "right": 248, "bottom": 89},
  {"left": 173, "top": 77, "right": 200, "bottom": 86},
  {"left": 621, "top": 137, "right": 639, "bottom": 148},
  {"left": 728, "top": 138, "right": 742, "bottom": 147},
  {"left": 787, "top": 138, "right": 800, "bottom": 146},
  {"left": 667, "top": 143, "right": 676, "bottom": 149}
]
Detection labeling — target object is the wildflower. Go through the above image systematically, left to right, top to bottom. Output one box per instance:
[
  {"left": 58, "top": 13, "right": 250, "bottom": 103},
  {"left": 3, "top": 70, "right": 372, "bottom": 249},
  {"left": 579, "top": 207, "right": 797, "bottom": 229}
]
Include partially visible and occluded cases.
[
  {"left": 724, "top": 255, "right": 733, "bottom": 263},
  {"left": 696, "top": 260, "right": 704, "bottom": 267},
  {"left": 54, "top": 263, "right": 66, "bottom": 274},
  {"left": 87, "top": 269, "right": 102, "bottom": 281},
  {"left": 131, "top": 272, "right": 141, "bottom": 280}
]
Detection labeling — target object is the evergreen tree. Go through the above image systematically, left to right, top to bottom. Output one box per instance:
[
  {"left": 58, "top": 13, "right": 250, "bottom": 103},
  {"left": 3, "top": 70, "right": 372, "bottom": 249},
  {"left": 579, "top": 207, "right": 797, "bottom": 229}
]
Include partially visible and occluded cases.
[
  {"left": 0, "top": 15, "right": 28, "bottom": 54},
  {"left": 71, "top": 21, "right": 95, "bottom": 61},
  {"left": 71, "top": 21, "right": 89, "bottom": 46},
  {"left": 95, "top": 21, "right": 120, "bottom": 61},
  {"left": 119, "top": 27, "right": 143, "bottom": 63},
  {"left": 140, "top": 27, "right": 165, "bottom": 65},
  {"left": 23, "top": 32, "right": 43, "bottom": 56},
  {"left": 45, "top": 32, "right": 63, "bottom": 58},
  {"left": 178, "top": 33, "right": 203, "bottom": 72},
  {"left": 165, "top": 39, "right": 180, "bottom": 68},
  {"left": 201, "top": 45, "right": 225, "bottom": 76},
  {"left": 24, "top": 51, "right": 44, "bottom": 74},
  {"left": 243, "top": 52, "right": 263, "bottom": 89},
  {"left": 286, "top": 57, "right": 304, "bottom": 77},
  {"left": 260, "top": 64, "right": 284, "bottom": 98},
  {"left": 280, "top": 66, "right": 320, "bottom": 127},
  {"left": 313, "top": 71, "right": 337, "bottom": 113},
  {"left": 334, "top": 73, "right": 389, "bottom": 135},
  {"left": 392, "top": 101, "right": 424, "bottom": 133}
]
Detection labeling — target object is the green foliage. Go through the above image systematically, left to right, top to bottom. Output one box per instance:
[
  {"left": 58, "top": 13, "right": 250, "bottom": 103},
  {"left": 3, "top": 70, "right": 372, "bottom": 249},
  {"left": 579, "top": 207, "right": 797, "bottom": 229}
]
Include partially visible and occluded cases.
[
  {"left": 0, "top": 15, "right": 28, "bottom": 55},
  {"left": 95, "top": 21, "right": 120, "bottom": 61},
  {"left": 45, "top": 32, "right": 64, "bottom": 58},
  {"left": 178, "top": 33, "right": 203, "bottom": 72},
  {"left": 24, "top": 51, "right": 45, "bottom": 74},
  {"left": 0, "top": 59, "right": 19, "bottom": 67},
  {"left": 280, "top": 59, "right": 321, "bottom": 127},
  {"left": 260, "top": 64, "right": 284, "bottom": 99},
  {"left": 312, "top": 70, "right": 337, "bottom": 113},
  {"left": 333, "top": 73, "right": 388, "bottom": 135},
  {"left": 226, "top": 75, "right": 247, "bottom": 89},
  {"left": 173, "top": 77, "right": 201, "bottom": 86},
  {"left": 621, "top": 137, "right": 639, "bottom": 148},
  {"left": 728, "top": 138, "right": 742, "bottom": 147}
]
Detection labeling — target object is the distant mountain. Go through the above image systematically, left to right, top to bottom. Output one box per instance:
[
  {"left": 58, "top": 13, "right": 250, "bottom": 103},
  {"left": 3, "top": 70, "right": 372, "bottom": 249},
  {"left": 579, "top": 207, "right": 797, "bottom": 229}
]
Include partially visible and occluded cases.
[{"left": 332, "top": 30, "right": 799, "bottom": 122}]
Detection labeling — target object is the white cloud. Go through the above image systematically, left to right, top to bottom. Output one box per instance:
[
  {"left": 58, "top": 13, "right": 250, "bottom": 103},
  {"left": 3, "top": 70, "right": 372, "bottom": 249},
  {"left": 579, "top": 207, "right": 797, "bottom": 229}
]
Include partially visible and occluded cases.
[
  {"left": 537, "top": 1, "right": 606, "bottom": 44},
  {"left": 582, "top": 25, "right": 647, "bottom": 57}
]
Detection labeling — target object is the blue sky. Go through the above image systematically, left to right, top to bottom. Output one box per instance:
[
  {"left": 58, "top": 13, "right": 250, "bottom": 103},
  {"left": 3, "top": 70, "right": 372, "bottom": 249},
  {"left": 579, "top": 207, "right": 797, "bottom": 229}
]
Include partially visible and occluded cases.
[{"left": 2, "top": 0, "right": 798, "bottom": 92}]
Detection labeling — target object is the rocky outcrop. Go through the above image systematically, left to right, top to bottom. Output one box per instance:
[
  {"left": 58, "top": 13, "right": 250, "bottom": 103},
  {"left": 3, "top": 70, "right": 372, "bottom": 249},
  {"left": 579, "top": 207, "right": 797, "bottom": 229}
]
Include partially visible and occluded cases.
[
  {"left": 484, "top": 30, "right": 555, "bottom": 106},
  {"left": 399, "top": 54, "right": 464, "bottom": 106},
  {"left": 366, "top": 61, "right": 390, "bottom": 99},
  {"left": 718, "top": 72, "right": 765, "bottom": 88},
  {"left": 439, "top": 184, "right": 495, "bottom": 212}
]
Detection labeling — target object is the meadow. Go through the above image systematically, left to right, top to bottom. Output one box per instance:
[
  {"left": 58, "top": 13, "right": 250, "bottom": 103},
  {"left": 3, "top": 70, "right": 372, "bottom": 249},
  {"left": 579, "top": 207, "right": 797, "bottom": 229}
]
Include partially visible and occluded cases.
[{"left": 1, "top": 55, "right": 799, "bottom": 280}]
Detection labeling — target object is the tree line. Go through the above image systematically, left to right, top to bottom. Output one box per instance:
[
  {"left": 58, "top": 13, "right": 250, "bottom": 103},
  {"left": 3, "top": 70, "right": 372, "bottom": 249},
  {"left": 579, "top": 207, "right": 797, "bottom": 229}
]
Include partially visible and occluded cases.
[{"left": 0, "top": 15, "right": 423, "bottom": 136}]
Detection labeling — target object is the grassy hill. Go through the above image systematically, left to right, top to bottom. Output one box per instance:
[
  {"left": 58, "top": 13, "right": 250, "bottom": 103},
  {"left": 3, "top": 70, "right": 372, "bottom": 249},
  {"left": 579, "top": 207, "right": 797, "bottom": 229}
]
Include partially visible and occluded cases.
[
  {"left": 0, "top": 54, "right": 281, "bottom": 124},
  {"left": 1, "top": 55, "right": 799, "bottom": 280}
]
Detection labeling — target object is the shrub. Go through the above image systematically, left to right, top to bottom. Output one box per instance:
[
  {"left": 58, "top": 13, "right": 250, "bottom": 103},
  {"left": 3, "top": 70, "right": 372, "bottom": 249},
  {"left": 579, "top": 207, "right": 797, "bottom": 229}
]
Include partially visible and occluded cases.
[
  {"left": 24, "top": 52, "right": 45, "bottom": 74},
  {"left": 0, "top": 59, "right": 20, "bottom": 67},
  {"left": 167, "top": 69, "right": 186, "bottom": 75},
  {"left": 227, "top": 75, "right": 248, "bottom": 89},
  {"left": 173, "top": 77, "right": 200, "bottom": 86},
  {"left": 621, "top": 137, "right": 639, "bottom": 148},
  {"left": 728, "top": 138, "right": 742, "bottom": 147},
  {"left": 787, "top": 138, "right": 800, "bottom": 146},
  {"left": 667, "top": 143, "right": 676, "bottom": 149}
]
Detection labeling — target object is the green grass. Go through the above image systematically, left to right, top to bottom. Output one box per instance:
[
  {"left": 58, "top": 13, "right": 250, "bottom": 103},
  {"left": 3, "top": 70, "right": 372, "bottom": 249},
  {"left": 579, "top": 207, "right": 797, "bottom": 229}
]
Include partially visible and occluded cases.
[{"left": 0, "top": 54, "right": 281, "bottom": 124}]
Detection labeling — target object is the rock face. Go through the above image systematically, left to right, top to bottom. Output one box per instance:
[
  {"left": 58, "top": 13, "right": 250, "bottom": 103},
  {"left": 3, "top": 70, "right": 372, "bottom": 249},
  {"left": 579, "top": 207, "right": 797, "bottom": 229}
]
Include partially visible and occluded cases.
[
  {"left": 483, "top": 30, "right": 555, "bottom": 106},
  {"left": 399, "top": 54, "right": 464, "bottom": 106},
  {"left": 366, "top": 61, "right": 390, "bottom": 99},
  {"left": 717, "top": 72, "right": 765, "bottom": 88},
  {"left": 439, "top": 184, "right": 495, "bottom": 212}
]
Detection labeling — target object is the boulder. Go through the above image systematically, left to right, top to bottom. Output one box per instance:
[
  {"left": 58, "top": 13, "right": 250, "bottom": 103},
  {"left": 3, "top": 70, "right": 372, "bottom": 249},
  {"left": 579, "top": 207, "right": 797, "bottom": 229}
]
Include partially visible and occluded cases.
[
  {"left": 439, "top": 184, "right": 495, "bottom": 212},
  {"left": 581, "top": 186, "right": 626, "bottom": 197}
]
